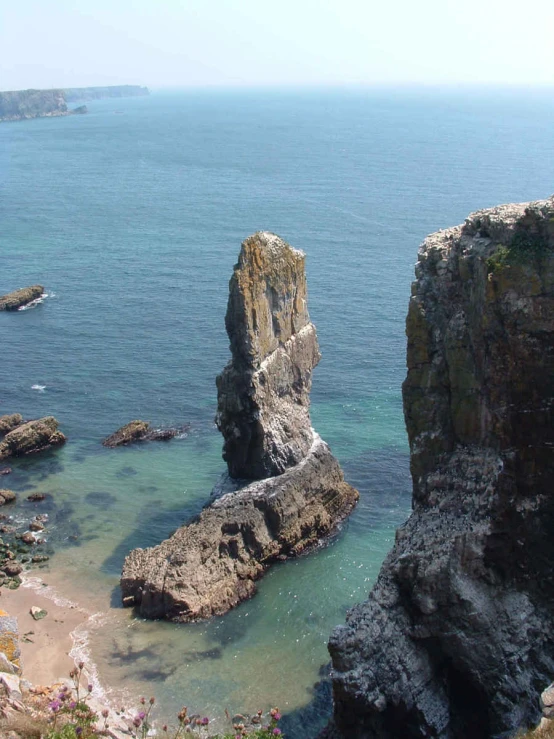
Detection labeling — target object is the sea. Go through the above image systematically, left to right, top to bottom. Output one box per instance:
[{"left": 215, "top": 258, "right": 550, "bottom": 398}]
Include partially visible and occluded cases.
[{"left": 1, "top": 87, "right": 553, "bottom": 737}]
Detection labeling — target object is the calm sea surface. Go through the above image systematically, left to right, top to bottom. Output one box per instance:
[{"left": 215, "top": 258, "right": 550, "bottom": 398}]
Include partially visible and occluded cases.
[{"left": 1, "top": 88, "right": 553, "bottom": 736}]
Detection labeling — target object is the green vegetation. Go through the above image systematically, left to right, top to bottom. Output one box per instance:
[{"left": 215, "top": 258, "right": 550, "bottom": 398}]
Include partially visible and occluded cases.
[
  {"left": 486, "top": 225, "right": 551, "bottom": 274},
  {"left": 3, "top": 663, "right": 285, "bottom": 739}
]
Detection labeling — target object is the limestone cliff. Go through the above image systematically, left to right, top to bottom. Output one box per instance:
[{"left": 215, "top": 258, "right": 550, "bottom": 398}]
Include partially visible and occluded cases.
[
  {"left": 327, "top": 197, "right": 554, "bottom": 738},
  {"left": 216, "top": 232, "right": 320, "bottom": 479},
  {"left": 121, "top": 233, "right": 358, "bottom": 621}
]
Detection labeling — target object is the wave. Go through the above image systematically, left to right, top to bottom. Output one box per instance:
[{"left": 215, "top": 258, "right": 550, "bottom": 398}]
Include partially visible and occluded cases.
[
  {"left": 17, "top": 291, "right": 50, "bottom": 311},
  {"left": 31, "top": 384, "right": 46, "bottom": 392},
  {"left": 20, "top": 574, "right": 133, "bottom": 725}
]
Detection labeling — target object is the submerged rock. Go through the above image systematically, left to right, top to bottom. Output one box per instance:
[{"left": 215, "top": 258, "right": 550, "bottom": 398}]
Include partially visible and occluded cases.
[
  {"left": 327, "top": 197, "right": 554, "bottom": 738},
  {"left": 121, "top": 233, "right": 358, "bottom": 621},
  {"left": 0, "top": 286, "right": 43, "bottom": 311},
  {"left": 0, "top": 415, "right": 23, "bottom": 436},
  {"left": 0, "top": 417, "right": 66, "bottom": 460},
  {"left": 102, "top": 420, "right": 187, "bottom": 447}
]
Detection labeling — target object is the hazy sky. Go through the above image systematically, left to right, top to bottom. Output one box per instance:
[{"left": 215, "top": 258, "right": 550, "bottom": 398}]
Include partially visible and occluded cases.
[{"left": 1, "top": 0, "right": 554, "bottom": 90}]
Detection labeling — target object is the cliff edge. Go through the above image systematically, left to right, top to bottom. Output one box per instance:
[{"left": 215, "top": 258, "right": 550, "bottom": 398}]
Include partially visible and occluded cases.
[
  {"left": 0, "top": 90, "right": 68, "bottom": 122},
  {"left": 327, "top": 197, "right": 554, "bottom": 738},
  {"left": 121, "top": 233, "right": 358, "bottom": 621}
]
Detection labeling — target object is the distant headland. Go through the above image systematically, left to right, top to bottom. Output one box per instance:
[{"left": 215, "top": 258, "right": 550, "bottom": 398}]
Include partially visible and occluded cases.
[{"left": 0, "top": 85, "right": 149, "bottom": 122}]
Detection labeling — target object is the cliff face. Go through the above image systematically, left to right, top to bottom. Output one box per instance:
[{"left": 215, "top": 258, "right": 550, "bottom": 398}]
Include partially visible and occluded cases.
[
  {"left": 0, "top": 85, "right": 148, "bottom": 122},
  {"left": 0, "top": 90, "right": 68, "bottom": 122},
  {"left": 327, "top": 197, "right": 554, "bottom": 738},
  {"left": 216, "top": 232, "right": 320, "bottom": 479},
  {"left": 121, "top": 233, "right": 358, "bottom": 621}
]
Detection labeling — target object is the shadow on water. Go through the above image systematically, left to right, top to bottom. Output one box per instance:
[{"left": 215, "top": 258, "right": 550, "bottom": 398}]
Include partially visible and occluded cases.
[
  {"left": 341, "top": 446, "right": 412, "bottom": 532},
  {"left": 4, "top": 450, "right": 65, "bottom": 488},
  {"left": 116, "top": 466, "right": 138, "bottom": 478},
  {"left": 84, "top": 491, "right": 117, "bottom": 508},
  {"left": 100, "top": 495, "right": 208, "bottom": 577},
  {"left": 280, "top": 665, "right": 333, "bottom": 739}
]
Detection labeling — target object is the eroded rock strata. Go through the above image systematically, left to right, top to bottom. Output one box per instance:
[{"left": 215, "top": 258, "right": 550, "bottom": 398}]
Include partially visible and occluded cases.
[
  {"left": 327, "top": 197, "right": 554, "bottom": 738},
  {"left": 121, "top": 232, "right": 358, "bottom": 621},
  {"left": 216, "top": 232, "right": 320, "bottom": 479},
  {"left": 0, "top": 417, "right": 66, "bottom": 460},
  {"left": 121, "top": 434, "right": 358, "bottom": 620}
]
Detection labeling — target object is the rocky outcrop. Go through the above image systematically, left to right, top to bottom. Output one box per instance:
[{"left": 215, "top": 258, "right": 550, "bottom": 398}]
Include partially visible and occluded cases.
[
  {"left": 0, "top": 86, "right": 147, "bottom": 122},
  {"left": 0, "top": 90, "right": 67, "bottom": 122},
  {"left": 327, "top": 197, "right": 554, "bottom": 738},
  {"left": 216, "top": 232, "right": 319, "bottom": 479},
  {"left": 121, "top": 233, "right": 358, "bottom": 621},
  {"left": 0, "top": 287, "right": 43, "bottom": 311},
  {"left": 0, "top": 416, "right": 23, "bottom": 436},
  {"left": 0, "top": 417, "right": 66, "bottom": 460},
  {"left": 102, "top": 420, "right": 187, "bottom": 447},
  {"left": 121, "top": 434, "right": 358, "bottom": 620},
  {"left": 0, "top": 491, "right": 16, "bottom": 506}
]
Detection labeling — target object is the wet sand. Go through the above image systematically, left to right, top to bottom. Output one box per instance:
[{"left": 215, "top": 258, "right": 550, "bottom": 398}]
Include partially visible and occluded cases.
[{"left": 1, "top": 577, "right": 90, "bottom": 687}]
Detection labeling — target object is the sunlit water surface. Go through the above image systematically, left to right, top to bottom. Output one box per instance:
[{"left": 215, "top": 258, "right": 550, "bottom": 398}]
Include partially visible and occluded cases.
[{"left": 2, "top": 87, "right": 554, "bottom": 736}]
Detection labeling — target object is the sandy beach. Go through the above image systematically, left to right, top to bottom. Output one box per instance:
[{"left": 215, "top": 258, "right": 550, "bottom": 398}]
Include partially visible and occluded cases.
[
  {"left": 0, "top": 575, "right": 135, "bottom": 736},
  {"left": 1, "top": 578, "right": 89, "bottom": 687}
]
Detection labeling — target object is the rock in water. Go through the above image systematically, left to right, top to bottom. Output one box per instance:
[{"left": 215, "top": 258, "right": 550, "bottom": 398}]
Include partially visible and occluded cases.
[
  {"left": 327, "top": 197, "right": 554, "bottom": 739},
  {"left": 216, "top": 232, "right": 320, "bottom": 479},
  {"left": 121, "top": 233, "right": 358, "bottom": 621},
  {"left": 0, "top": 286, "right": 43, "bottom": 311},
  {"left": 0, "top": 415, "right": 23, "bottom": 436},
  {"left": 0, "top": 417, "right": 66, "bottom": 460},
  {"left": 102, "top": 420, "right": 187, "bottom": 447},
  {"left": 102, "top": 420, "right": 150, "bottom": 447},
  {"left": 122, "top": 434, "right": 357, "bottom": 620},
  {"left": 0, "top": 490, "right": 16, "bottom": 505}
]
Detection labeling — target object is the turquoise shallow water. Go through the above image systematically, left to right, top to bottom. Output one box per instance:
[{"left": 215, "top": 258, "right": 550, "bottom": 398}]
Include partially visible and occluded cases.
[{"left": 1, "top": 88, "right": 554, "bottom": 736}]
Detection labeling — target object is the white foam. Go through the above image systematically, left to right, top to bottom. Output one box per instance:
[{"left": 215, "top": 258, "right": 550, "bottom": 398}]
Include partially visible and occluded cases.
[
  {"left": 17, "top": 292, "right": 49, "bottom": 311},
  {"left": 31, "top": 384, "right": 46, "bottom": 392},
  {"left": 20, "top": 574, "right": 133, "bottom": 732}
]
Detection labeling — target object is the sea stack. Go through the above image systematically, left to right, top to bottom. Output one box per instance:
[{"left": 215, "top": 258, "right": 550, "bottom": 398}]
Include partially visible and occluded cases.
[
  {"left": 326, "top": 197, "right": 554, "bottom": 738},
  {"left": 121, "top": 232, "right": 358, "bottom": 622},
  {"left": 216, "top": 232, "right": 320, "bottom": 478}
]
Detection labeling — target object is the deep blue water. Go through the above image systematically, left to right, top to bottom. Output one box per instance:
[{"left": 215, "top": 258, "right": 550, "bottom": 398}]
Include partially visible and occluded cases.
[{"left": 1, "top": 87, "right": 554, "bottom": 736}]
